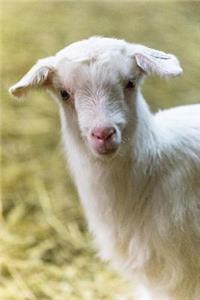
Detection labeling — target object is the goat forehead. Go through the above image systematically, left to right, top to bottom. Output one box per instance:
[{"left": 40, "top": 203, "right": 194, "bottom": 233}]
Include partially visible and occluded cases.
[{"left": 56, "top": 53, "right": 134, "bottom": 90}]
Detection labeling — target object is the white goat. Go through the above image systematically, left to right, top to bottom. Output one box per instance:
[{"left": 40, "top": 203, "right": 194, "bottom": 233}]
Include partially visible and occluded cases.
[{"left": 9, "top": 37, "right": 200, "bottom": 300}]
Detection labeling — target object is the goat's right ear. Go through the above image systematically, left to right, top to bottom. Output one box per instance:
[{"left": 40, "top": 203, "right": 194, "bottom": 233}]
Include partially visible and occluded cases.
[
  {"left": 131, "top": 46, "right": 183, "bottom": 78},
  {"left": 9, "top": 56, "right": 56, "bottom": 98}
]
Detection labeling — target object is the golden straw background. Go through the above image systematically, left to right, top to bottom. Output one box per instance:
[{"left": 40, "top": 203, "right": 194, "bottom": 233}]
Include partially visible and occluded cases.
[{"left": 1, "top": 1, "right": 200, "bottom": 299}]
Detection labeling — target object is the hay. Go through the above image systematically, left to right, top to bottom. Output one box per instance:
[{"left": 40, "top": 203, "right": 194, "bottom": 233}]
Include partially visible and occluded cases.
[{"left": 1, "top": 1, "right": 200, "bottom": 299}]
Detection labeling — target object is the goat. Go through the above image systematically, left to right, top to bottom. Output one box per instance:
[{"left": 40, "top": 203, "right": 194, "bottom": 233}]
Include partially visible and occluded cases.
[{"left": 9, "top": 37, "right": 200, "bottom": 300}]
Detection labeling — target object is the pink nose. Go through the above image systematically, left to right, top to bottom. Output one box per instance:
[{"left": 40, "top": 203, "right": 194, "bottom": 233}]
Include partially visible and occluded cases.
[{"left": 91, "top": 126, "right": 116, "bottom": 142}]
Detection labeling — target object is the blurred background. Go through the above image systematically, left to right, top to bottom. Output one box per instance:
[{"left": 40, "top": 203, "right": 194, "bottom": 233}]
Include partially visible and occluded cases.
[{"left": 1, "top": 1, "right": 200, "bottom": 299}]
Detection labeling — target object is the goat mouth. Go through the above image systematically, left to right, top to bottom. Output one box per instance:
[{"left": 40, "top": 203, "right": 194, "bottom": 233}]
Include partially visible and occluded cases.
[
  {"left": 90, "top": 143, "right": 119, "bottom": 156},
  {"left": 95, "top": 147, "right": 118, "bottom": 155}
]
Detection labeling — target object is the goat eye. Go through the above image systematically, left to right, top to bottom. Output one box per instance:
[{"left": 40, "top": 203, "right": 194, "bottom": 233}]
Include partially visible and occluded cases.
[
  {"left": 125, "top": 80, "right": 135, "bottom": 89},
  {"left": 60, "top": 90, "right": 70, "bottom": 101}
]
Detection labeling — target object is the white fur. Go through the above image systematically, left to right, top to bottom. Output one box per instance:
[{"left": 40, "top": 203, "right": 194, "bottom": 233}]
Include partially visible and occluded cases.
[{"left": 9, "top": 37, "right": 200, "bottom": 300}]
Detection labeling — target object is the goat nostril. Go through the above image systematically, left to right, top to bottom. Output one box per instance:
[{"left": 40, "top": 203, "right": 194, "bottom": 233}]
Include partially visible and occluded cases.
[
  {"left": 91, "top": 127, "right": 116, "bottom": 141},
  {"left": 106, "top": 128, "right": 116, "bottom": 140}
]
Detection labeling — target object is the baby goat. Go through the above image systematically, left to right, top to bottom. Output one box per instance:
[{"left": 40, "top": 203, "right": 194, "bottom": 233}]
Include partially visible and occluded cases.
[{"left": 9, "top": 37, "right": 200, "bottom": 300}]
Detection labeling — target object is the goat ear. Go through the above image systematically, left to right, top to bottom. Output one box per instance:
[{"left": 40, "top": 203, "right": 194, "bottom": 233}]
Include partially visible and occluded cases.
[
  {"left": 134, "top": 46, "right": 183, "bottom": 77},
  {"left": 9, "top": 56, "right": 56, "bottom": 98}
]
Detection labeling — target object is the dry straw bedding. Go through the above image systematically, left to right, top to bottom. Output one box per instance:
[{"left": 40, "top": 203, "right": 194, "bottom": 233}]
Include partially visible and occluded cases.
[{"left": 1, "top": 1, "right": 200, "bottom": 299}]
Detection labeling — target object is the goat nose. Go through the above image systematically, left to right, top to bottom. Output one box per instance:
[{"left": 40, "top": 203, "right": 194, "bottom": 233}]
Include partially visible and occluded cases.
[{"left": 91, "top": 127, "right": 116, "bottom": 142}]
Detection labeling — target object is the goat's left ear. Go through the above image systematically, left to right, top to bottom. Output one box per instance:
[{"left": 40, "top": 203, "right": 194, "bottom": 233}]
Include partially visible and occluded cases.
[
  {"left": 133, "top": 46, "right": 183, "bottom": 77},
  {"left": 9, "top": 56, "right": 56, "bottom": 98}
]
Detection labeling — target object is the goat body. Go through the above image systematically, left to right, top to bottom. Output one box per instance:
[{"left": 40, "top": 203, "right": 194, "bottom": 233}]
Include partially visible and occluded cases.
[{"left": 10, "top": 37, "right": 200, "bottom": 300}]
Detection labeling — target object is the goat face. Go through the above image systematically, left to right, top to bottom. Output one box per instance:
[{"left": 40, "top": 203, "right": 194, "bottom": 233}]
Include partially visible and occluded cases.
[{"left": 54, "top": 53, "right": 140, "bottom": 157}]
